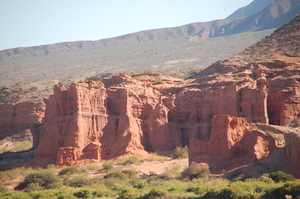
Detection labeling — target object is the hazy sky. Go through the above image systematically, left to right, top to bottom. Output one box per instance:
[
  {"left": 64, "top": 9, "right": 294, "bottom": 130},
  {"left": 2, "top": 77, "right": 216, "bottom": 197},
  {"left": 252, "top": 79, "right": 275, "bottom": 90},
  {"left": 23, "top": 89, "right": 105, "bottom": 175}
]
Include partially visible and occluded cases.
[{"left": 0, "top": 0, "right": 253, "bottom": 51}]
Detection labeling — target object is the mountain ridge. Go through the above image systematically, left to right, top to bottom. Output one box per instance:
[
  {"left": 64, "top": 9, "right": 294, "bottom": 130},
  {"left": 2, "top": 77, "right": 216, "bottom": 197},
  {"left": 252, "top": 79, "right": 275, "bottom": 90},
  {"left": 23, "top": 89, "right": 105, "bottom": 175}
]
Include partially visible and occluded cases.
[
  {"left": 1, "top": 0, "right": 299, "bottom": 61},
  {"left": 227, "top": 0, "right": 276, "bottom": 19}
]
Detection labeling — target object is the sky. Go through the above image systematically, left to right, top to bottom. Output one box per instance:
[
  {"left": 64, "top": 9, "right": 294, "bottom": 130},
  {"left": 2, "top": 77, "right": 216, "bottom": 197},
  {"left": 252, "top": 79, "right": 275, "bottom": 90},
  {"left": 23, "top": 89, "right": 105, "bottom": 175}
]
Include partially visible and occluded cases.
[{"left": 0, "top": 0, "right": 253, "bottom": 51}]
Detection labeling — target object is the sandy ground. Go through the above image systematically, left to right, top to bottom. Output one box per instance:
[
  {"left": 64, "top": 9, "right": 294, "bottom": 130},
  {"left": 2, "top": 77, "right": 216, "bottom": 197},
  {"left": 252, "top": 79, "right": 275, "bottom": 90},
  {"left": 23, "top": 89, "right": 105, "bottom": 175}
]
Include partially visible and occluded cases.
[{"left": 115, "top": 158, "right": 189, "bottom": 176}]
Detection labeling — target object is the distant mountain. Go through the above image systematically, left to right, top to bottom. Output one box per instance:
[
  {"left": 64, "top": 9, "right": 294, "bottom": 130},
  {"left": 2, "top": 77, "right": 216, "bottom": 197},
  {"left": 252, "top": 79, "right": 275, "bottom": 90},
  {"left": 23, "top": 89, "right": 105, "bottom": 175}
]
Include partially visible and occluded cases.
[
  {"left": 0, "top": 0, "right": 299, "bottom": 87},
  {"left": 0, "top": 0, "right": 298, "bottom": 61},
  {"left": 192, "top": 0, "right": 300, "bottom": 39},
  {"left": 227, "top": 0, "right": 276, "bottom": 19},
  {"left": 0, "top": 18, "right": 238, "bottom": 61}
]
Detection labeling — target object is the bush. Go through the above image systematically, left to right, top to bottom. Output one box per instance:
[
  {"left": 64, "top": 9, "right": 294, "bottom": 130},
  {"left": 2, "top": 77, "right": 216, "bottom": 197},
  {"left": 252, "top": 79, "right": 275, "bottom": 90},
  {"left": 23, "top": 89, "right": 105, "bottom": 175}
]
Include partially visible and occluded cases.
[
  {"left": 170, "top": 146, "right": 189, "bottom": 159},
  {"left": 116, "top": 156, "right": 143, "bottom": 165},
  {"left": 102, "top": 160, "right": 114, "bottom": 172},
  {"left": 181, "top": 162, "right": 210, "bottom": 180},
  {"left": 86, "top": 163, "right": 101, "bottom": 170},
  {"left": 162, "top": 163, "right": 181, "bottom": 179},
  {"left": 58, "top": 167, "right": 81, "bottom": 176},
  {"left": 122, "top": 169, "right": 138, "bottom": 178},
  {"left": 15, "top": 171, "right": 62, "bottom": 190},
  {"left": 268, "top": 171, "right": 295, "bottom": 183},
  {"left": 104, "top": 172, "right": 127, "bottom": 180},
  {"left": 66, "top": 175, "right": 92, "bottom": 188},
  {"left": 146, "top": 175, "right": 159, "bottom": 183},
  {"left": 133, "top": 181, "right": 146, "bottom": 189},
  {"left": 24, "top": 182, "right": 42, "bottom": 192},
  {"left": 268, "top": 182, "right": 300, "bottom": 198},
  {"left": 0, "top": 184, "right": 7, "bottom": 193},
  {"left": 111, "top": 184, "right": 138, "bottom": 199},
  {"left": 141, "top": 188, "right": 166, "bottom": 199},
  {"left": 74, "top": 189, "right": 93, "bottom": 198}
]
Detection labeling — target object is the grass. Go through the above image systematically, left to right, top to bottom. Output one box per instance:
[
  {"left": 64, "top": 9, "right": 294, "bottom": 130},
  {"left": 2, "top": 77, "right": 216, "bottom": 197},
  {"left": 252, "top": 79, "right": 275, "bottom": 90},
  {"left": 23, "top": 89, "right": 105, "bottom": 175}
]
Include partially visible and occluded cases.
[
  {"left": 0, "top": 140, "right": 32, "bottom": 154},
  {"left": 116, "top": 156, "right": 144, "bottom": 165},
  {"left": 0, "top": 163, "right": 298, "bottom": 199}
]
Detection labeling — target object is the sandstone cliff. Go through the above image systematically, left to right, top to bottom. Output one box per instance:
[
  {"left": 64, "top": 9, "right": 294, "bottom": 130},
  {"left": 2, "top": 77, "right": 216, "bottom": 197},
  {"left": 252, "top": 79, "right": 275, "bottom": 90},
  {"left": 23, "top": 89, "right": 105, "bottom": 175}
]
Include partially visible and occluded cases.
[
  {"left": 30, "top": 59, "right": 300, "bottom": 167},
  {"left": 31, "top": 75, "right": 185, "bottom": 166},
  {"left": 0, "top": 102, "right": 45, "bottom": 148},
  {"left": 189, "top": 115, "right": 284, "bottom": 175}
]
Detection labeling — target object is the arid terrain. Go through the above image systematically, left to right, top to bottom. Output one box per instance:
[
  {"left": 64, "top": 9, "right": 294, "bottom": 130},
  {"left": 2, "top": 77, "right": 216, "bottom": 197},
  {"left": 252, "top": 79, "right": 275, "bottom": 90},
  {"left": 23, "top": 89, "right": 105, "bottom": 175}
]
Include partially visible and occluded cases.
[{"left": 1, "top": 1, "right": 300, "bottom": 198}]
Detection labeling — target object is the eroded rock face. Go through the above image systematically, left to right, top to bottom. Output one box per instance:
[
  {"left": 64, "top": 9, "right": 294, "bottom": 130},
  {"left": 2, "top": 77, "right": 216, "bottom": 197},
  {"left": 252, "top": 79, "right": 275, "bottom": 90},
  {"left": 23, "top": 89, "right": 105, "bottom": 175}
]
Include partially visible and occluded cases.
[
  {"left": 30, "top": 62, "right": 300, "bottom": 167},
  {"left": 32, "top": 76, "right": 182, "bottom": 166},
  {"left": 0, "top": 102, "right": 45, "bottom": 147},
  {"left": 189, "top": 115, "right": 280, "bottom": 174}
]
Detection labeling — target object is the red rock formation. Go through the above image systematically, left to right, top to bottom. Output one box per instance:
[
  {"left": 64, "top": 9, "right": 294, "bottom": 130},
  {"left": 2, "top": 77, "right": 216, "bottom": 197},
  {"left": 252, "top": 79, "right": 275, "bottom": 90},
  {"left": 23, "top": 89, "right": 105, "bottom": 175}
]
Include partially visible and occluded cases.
[
  {"left": 30, "top": 62, "right": 300, "bottom": 167},
  {"left": 31, "top": 76, "right": 182, "bottom": 166},
  {"left": 0, "top": 102, "right": 45, "bottom": 148},
  {"left": 189, "top": 115, "right": 281, "bottom": 174},
  {"left": 282, "top": 131, "right": 300, "bottom": 177}
]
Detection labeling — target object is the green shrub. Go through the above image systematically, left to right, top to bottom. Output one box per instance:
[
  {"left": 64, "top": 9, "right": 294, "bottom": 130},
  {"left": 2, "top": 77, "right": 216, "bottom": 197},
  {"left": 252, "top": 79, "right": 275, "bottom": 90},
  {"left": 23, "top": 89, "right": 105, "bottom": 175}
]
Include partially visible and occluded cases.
[
  {"left": 170, "top": 146, "right": 189, "bottom": 159},
  {"left": 116, "top": 156, "right": 143, "bottom": 165},
  {"left": 102, "top": 160, "right": 114, "bottom": 172},
  {"left": 181, "top": 162, "right": 210, "bottom": 180},
  {"left": 86, "top": 163, "right": 101, "bottom": 170},
  {"left": 162, "top": 163, "right": 181, "bottom": 179},
  {"left": 46, "top": 164, "right": 56, "bottom": 169},
  {"left": 58, "top": 167, "right": 81, "bottom": 176},
  {"left": 122, "top": 169, "right": 138, "bottom": 178},
  {"left": 15, "top": 171, "right": 62, "bottom": 190},
  {"left": 104, "top": 171, "right": 127, "bottom": 180},
  {"left": 268, "top": 171, "right": 295, "bottom": 183},
  {"left": 66, "top": 175, "right": 92, "bottom": 188},
  {"left": 146, "top": 175, "right": 159, "bottom": 183},
  {"left": 133, "top": 181, "right": 146, "bottom": 189},
  {"left": 24, "top": 182, "right": 42, "bottom": 192},
  {"left": 268, "top": 182, "right": 300, "bottom": 198},
  {"left": 0, "top": 184, "right": 7, "bottom": 193},
  {"left": 111, "top": 184, "right": 138, "bottom": 199},
  {"left": 92, "top": 188, "right": 116, "bottom": 198},
  {"left": 141, "top": 188, "right": 166, "bottom": 199},
  {"left": 74, "top": 189, "right": 92, "bottom": 198},
  {"left": 0, "top": 191, "right": 32, "bottom": 199}
]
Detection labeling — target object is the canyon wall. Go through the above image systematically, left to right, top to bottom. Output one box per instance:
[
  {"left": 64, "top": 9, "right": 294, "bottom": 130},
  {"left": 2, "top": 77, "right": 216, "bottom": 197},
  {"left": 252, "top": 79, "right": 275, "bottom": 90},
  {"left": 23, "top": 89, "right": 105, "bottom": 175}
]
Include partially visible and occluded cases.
[
  {"left": 29, "top": 61, "right": 300, "bottom": 167},
  {"left": 31, "top": 75, "right": 183, "bottom": 166},
  {"left": 0, "top": 102, "right": 45, "bottom": 148},
  {"left": 189, "top": 115, "right": 281, "bottom": 174}
]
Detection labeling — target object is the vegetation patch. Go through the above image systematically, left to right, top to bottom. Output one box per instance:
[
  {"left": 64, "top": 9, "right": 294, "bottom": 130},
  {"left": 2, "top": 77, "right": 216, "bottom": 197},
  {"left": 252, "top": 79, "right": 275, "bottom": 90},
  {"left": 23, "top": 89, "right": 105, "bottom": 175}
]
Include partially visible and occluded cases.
[
  {"left": 170, "top": 146, "right": 189, "bottom": 159},
  {"left": 116, "top": 156, "right": 144, "bottom": 165},
  {"left": 15, "top": 171, "right": 62, "bottom": 191}
]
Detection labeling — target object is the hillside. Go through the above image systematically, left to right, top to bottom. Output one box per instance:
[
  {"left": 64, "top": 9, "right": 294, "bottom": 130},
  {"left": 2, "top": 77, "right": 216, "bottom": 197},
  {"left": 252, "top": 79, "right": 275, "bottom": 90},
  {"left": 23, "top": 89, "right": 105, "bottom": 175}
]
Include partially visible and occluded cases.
[
  {"left": 0, "top": 0, "right": 299, "bottom": 88},
  {"left": 227, "top": 0, "right": 276, "bottom": 18},
  {"left": 198, "top": 14, "right": 300, "bottom": 77},
  {"left": 0, "top": 29, "right": 273, "bottom": 87}
]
